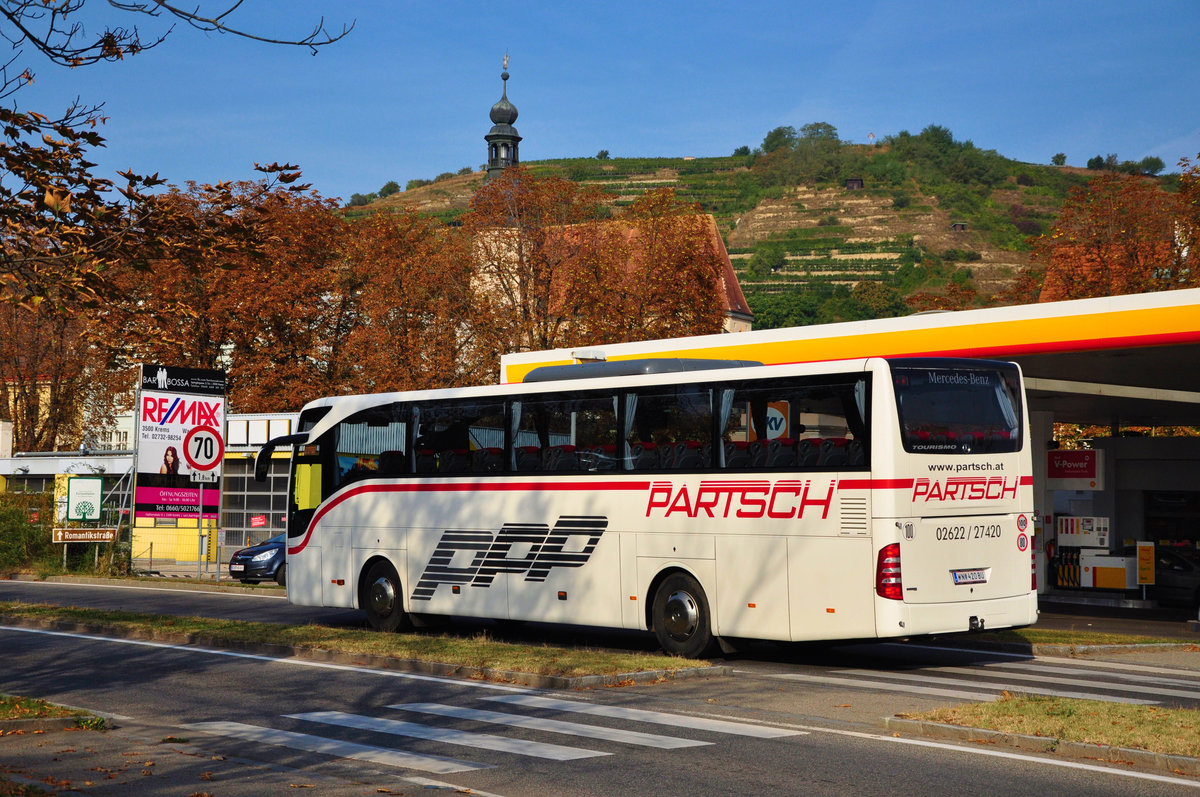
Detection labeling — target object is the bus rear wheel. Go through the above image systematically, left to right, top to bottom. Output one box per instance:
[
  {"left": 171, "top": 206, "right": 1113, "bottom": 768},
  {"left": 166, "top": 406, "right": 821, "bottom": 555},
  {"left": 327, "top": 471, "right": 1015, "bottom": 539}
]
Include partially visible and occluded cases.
[
  {"left": 361, "top": 560, "right": 412, "bottom": 632},
  {"left": 652, "top": 572, "right": 716, "bottom": 658}
]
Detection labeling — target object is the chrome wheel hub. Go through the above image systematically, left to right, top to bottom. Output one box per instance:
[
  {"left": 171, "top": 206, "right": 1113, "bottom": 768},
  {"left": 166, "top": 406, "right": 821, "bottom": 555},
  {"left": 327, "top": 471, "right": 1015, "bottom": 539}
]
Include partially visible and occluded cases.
[
  {"left": 369, "top": 576, "right": 396, "bottom": 617},
  {"left": 663, "top": 590, "right": 699, "bottom": 640}
]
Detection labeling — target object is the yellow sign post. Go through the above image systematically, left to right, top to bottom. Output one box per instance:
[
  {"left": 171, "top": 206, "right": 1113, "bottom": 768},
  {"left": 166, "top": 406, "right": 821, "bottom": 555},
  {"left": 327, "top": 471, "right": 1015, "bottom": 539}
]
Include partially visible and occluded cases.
[
  {"left": 1136, "top": 541, "right": 1155, "bottom": 585},
  {"left": 1136, "top": 541, "right": 1155, "bottom": 601}
]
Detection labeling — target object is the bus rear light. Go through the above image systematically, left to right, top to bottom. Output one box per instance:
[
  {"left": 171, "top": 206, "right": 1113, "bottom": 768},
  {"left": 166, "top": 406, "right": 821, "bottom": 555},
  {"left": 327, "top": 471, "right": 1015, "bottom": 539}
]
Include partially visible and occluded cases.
[
  {"left": 876, "top": 543, "right": 903, "bottom": 600},
  {"left": 1032, "top": 550, "right": 1037, "bottom": 590}
]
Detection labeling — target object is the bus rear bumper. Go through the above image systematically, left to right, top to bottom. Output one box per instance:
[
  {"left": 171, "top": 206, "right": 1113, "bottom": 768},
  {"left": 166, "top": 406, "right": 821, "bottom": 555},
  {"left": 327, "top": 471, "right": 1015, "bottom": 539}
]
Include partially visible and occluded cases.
[{"left": 875, "top": 592, "right": 1038, "bottom": 638}]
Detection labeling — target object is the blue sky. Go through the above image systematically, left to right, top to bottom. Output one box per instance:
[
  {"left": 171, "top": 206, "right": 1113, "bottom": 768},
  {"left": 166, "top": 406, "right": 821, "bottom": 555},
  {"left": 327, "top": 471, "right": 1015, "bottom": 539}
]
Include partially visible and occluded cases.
[{"left": 16, "top": 1, "right": 1200, "bottom": 203}]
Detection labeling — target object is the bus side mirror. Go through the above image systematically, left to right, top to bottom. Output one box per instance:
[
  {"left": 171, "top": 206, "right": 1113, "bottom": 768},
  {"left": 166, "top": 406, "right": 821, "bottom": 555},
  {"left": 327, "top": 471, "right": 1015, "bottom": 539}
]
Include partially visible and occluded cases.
[{"left": 255, "top": 434, "right": 308, "bottom": 482}]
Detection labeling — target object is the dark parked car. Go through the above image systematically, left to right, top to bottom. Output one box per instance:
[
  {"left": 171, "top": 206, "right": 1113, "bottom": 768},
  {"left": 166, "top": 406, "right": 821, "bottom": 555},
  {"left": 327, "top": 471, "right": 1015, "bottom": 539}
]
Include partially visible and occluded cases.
[
  {"left": 229, "top": 533, "right": 286, "bottom": 585},
  {"left": 1121, "top": 545, "right": 1200, "bottom": 608}
]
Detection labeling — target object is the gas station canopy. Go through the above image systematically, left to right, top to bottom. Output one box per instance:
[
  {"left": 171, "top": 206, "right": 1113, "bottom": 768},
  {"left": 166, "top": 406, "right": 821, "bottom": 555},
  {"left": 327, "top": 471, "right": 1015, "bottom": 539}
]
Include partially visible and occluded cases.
[{"left": 499, "top": 288, "right": 1200, "bottom": 428}]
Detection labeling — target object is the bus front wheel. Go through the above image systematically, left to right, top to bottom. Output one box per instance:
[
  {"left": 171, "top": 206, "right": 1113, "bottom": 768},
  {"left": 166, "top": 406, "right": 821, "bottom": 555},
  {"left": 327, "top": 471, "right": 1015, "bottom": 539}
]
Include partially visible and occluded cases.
[
  {"left": 361, "top": 560, "right": 412, "bottom": 632},
  {"left": 652, "top": 572, "right": 716, "bottom": 658}
]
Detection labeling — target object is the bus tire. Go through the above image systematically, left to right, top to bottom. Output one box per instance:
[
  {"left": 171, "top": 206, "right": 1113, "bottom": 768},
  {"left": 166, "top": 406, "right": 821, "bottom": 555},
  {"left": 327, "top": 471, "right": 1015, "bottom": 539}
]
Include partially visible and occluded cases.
[
  {"left": 361, "top": 560, "right": 412, "bottom": 632},
  {"left": 652, "top": 572, "right": 716, "bottom": 658}
]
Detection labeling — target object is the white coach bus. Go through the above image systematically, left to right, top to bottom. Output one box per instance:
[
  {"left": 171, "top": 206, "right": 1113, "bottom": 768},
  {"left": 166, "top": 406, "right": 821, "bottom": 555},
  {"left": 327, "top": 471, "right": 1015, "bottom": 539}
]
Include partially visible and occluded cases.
[{"left": 256, "top": 357, "right": 1037, "bottom": 657}]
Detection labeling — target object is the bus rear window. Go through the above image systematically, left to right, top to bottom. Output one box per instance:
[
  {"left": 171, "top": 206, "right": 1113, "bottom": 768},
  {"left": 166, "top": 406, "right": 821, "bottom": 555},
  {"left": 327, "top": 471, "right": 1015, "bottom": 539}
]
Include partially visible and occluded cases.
[{"left": 891, "top": 362, "right": 1022, "bottom": 454}]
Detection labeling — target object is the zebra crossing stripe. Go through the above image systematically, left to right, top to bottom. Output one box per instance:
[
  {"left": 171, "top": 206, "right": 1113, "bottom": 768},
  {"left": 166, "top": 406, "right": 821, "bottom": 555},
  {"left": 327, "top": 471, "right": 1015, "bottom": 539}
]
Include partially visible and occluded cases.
[
  {"left": 976, "top": 660, "right": 1200, "bottom": 689},
  {"left": 911, "top": 665, "right": 1200, "bottom": 701},
  {"left": 836, "top": 670, "right": 1160, "bottom": 705},
  {"left": 767, "top": 673, "right": 1001, "bottom": 702},
  {"left": 484, "top": 695, "right": 803, "bottom": 738},
  {"left": 390, "top": 703, "right": 711, "bottom": 749},
  {"left": 288, "top": 710, "right": 609, "bottom": 761},
  {"left": 183, "top": 721, "right": 484, "bottom": 774}
]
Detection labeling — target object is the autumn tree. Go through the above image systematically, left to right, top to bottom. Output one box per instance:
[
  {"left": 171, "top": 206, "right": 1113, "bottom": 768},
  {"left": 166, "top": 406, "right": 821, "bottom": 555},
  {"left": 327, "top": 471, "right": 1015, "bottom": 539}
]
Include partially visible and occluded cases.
[
  {"left": 0, "top": 2, "right": 350, "bottom": 306},
  {"left": 0, "top": 2, "right": 350, "bottom": 447},
  {"left": 0, "top": 103, "right": 164, "bottom": 450},
  {"left": 0, "top": 104, "right": 166, "bottom": 309},
  {"left": 1178, "top": 153, "right": 1200, "bottom": 282},
  {"left": 464, "top": 167, "right": 615, "bottom": 360},
  {"left": 100, "top": 168, "right": 312, "bottom": 359},
  {"left": 464, "top": 170, "right": 729, "bottom": 365},
  {"left": 1032, "top": 172, "right": 1188, "bottom": 301},
  {"left": 219, "top": 188, "right": 356, "bottom": 412},
  {"left": 584, "top": 188, "right": 726, "bottom": 344},
  {"left": 344, "top": 212, "right": 483, "bottom": 393},
  {"left": 904, "top": 283, "right": 978, "bottom": 313},
  {"left": 0, "top": 301, "right": 128, "bottom": 450}
]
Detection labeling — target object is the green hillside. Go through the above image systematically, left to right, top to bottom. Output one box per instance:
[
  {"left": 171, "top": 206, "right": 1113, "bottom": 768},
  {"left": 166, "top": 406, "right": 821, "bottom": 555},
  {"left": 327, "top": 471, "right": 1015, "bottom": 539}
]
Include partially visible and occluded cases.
[{"left": 351, "top": 125, "right": 1171, "bottom": 328}]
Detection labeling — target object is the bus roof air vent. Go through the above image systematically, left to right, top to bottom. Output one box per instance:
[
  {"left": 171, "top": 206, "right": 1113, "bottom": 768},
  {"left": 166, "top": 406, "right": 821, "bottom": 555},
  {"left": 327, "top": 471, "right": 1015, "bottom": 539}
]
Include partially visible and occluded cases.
[{"left": 522, "top": 358, "right": 763, "bottom": 383}]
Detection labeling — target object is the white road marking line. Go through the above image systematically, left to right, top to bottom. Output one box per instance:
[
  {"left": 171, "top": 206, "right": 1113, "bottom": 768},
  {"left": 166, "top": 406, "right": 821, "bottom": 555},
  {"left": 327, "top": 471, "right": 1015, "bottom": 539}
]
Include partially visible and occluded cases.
[
  {"left": 0, "top": 625, "right": 528, "bottom": 692},
  {"left": 835, "top": 669, "right": 1159, "bottom": 704},
  {"left": 768, "top": 672, "right": 1000, "bottom": 702},
  {"left": 484, "top": 695, "right": 804, "bottom": 738},
  {"left": 390, "top": 703, "right": 711, "bottom": 749},
  {"left": 287, "top": 711, "right": 608, "bottom": 761},
  {"left": 183, "top": 720, "right": 485, "bottom": 774},
  {"left": 797, "top": 722, "right": 1200, "bottom": 790},
  {"left": 401, "top": 776, "right": 506, "bottom": 796}
]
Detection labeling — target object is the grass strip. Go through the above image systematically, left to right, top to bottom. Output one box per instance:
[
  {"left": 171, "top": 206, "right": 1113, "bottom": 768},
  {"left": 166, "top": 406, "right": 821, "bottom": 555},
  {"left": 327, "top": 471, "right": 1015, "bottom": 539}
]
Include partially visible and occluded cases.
[
  {"left": 0, "top": 601, "right": 693, "bottom": 678},
  {"left": 903, "top": 692, "right": 1200, "bottom": 758},
  {"left": 0, "top": 695, "right": 80, "bottom": 722}
]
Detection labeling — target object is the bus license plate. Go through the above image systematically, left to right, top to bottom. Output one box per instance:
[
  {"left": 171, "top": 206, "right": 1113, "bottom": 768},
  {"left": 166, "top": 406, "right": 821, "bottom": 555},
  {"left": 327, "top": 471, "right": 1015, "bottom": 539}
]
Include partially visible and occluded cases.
[{"left": 952, "top": 568, "right": 987, "bottom": 585}]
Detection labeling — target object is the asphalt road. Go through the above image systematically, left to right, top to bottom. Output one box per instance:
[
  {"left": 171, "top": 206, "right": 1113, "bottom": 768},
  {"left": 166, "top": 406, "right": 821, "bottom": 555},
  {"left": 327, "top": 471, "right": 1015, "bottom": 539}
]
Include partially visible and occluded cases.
[
  {"left": 2, "top": 579, "right": 1199, "bottom": 793},
  {"left": 3, "top": 615, "right": 1198, "bottom": 795}
]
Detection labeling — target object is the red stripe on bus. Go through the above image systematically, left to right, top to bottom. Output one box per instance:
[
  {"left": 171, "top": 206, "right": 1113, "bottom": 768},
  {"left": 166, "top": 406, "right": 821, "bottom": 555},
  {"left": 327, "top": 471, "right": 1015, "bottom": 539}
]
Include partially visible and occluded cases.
[
  {"left": 837, "top": 478, "right": 915, "bottom": 490},
  {"left": 289, "top": 479, "right": 651, "bottom": 555}
]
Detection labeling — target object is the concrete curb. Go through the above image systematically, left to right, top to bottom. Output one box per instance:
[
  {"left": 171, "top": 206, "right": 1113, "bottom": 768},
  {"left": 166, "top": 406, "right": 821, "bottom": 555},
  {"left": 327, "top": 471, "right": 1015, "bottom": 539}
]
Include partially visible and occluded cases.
[
  {"left": 0, "top": 614, "right": 730, "bottom": 690},
  {"left": 0, "top": 716, "right": 84, "bottom": 734},
  {"left": 884, "top": 717, "right": 1200, "bottom": 777}
]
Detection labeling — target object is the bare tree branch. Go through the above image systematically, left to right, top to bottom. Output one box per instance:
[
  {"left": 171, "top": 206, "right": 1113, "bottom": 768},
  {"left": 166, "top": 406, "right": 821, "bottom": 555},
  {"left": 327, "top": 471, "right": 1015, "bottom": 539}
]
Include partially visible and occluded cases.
[
  {"left": 0, "top": 0, "right": 352, "bottom": 94},
  {"left": 109, "top": 1, "right": 353, "bottom": 53}
]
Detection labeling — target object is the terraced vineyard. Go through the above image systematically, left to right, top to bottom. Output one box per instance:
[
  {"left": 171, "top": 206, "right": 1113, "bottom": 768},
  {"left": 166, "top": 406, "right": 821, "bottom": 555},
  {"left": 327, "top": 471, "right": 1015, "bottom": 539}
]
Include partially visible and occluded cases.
[
  {"left": 353, "top": 146, "right": 1095, "bottom": 322},
  {"left": 527, "top": 159, "right": 1038, "bottom": 301}
]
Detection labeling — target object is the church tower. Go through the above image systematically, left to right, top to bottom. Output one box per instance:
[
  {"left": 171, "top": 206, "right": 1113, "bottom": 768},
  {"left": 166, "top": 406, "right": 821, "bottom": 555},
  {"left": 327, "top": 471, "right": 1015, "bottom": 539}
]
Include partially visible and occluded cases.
[{"left": 485, "top": 54, "right": 521, "bottom": 181}]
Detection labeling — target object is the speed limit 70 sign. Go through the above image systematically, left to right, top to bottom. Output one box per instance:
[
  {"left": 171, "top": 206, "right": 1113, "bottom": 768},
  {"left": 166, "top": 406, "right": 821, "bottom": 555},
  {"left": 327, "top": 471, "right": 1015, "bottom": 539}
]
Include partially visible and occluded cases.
[{"left": 183, "top": 425, "right": 225, "bottom": 472}]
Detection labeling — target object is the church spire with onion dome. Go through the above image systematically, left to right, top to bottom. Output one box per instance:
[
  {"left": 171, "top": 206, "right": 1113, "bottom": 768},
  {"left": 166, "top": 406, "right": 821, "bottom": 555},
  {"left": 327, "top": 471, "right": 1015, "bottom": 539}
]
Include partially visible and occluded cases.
[{"left": 485, "top": 53, "right": 522, "bottom": 181}]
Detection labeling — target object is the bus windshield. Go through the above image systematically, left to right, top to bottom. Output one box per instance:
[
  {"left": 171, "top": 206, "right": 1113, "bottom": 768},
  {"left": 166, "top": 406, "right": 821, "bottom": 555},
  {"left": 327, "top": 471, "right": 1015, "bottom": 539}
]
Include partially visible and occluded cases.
[{"left": 890, "top": 360, "right": 1022, "bottom": 454}]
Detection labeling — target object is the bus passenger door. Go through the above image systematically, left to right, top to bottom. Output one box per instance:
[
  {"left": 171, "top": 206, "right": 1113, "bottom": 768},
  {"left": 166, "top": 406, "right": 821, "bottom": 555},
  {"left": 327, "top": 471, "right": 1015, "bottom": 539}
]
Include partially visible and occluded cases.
[{"left": 714, "top": 536, "right": 790, "bottom": 641}]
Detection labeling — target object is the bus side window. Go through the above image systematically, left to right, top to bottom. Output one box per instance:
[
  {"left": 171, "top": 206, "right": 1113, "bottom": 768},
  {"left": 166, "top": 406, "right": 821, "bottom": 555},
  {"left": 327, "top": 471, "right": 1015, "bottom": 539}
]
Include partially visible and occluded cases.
[
  {"left": 717, "top": 376, "right": 868, "bottom": 470},
  {"left": 624, "top": 387, "right": 712, "bottom": 470},
  {"left": 294, "top": 462, "right": 323, "bottom": 511}
]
